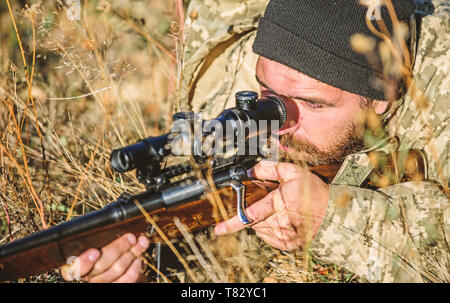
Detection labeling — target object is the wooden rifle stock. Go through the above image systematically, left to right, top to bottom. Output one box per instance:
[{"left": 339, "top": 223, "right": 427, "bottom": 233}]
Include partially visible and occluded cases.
[
  {"left": 0, "top": 150, "right": 425, "bottom": 281},
  {"left": 0, "top": 179, "right": 278, "bottom": 282}
]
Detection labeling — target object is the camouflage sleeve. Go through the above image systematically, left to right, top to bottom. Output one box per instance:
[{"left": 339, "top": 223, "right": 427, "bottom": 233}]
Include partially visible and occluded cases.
[
  {"left": 179, "top": 0, "right": 268, "bottom": 117},
  {"left": 308, "top": 0, "right": 450, "bottom": 283},
  {"left": 386, "top": 0, "right": 450, "bottom": 185},
  {"left": 309, "top": 181, "right": 449, "bottom": 283}
]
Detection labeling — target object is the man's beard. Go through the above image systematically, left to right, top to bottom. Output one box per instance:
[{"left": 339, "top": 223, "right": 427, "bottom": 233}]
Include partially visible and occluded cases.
[{"left": 278, "top": 123, "right": 365, "bottom": 166}]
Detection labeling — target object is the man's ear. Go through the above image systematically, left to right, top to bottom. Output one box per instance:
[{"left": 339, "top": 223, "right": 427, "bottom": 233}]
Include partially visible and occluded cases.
[{"left": 372, "top": 100, "right": 389, "bottom": 114}]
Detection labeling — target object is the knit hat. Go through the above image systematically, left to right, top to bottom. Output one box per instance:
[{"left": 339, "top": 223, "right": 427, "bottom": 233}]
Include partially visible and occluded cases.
[{"left": 253, "top": 0, "right": 415, "bottom": 100}]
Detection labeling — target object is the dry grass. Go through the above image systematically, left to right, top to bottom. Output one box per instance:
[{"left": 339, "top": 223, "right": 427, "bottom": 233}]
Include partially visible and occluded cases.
[{"left": 1, "top": 0, "right": 176, "bottom": 282}]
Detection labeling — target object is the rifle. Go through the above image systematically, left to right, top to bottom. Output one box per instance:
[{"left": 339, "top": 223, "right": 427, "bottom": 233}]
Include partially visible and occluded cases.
[
  {"left": 0, "top": 91, "right": 425, "bottom": 282},
  {"left": 0, "top": 91, "right": 284, "bottom": 281}
]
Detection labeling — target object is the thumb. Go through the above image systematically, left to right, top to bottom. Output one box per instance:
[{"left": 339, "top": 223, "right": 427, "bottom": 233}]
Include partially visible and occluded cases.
[{"left": 60, "top": 248, "right": 100, "bottom": 281}]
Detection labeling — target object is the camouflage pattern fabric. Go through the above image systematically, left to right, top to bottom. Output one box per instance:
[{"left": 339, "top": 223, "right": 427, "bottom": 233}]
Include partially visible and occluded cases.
[
  {"left": 179, "top": 0, "right": 269, "bottom": 117},
  {"left": 181, "top": 0, "right": 449, "bottom": 282},
  {"left": 312, "top": 0, "right": 449, "bottom": 282}
]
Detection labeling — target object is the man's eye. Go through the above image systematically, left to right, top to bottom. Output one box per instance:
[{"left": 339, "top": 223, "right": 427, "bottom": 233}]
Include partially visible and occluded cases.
[{"left": 304, "top": 101, "right": 324, "bottom": 109}]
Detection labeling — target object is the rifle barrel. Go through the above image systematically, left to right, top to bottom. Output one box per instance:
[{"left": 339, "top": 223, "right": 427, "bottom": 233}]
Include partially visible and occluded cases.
[{"left": 0, "top": 165, "right": 259, "bottom": 281}]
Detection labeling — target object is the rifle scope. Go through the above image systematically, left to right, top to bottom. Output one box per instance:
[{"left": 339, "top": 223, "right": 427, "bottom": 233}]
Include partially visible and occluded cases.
[{"left": 110, "top": 91, "right": 287, "bottom": 173}]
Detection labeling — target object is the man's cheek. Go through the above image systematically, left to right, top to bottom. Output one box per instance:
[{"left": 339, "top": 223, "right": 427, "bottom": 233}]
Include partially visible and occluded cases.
[
  {"left": 294, "top": 118, "right": 337, "bottom": 149},
  {"left": 287, "top": 129, "right": 317, "bottom": 148}
]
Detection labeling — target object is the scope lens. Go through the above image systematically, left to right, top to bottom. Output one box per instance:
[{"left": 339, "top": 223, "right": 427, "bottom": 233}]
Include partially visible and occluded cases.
[{"left": 110, "top": 150, "right": 132, "bottom": 172}]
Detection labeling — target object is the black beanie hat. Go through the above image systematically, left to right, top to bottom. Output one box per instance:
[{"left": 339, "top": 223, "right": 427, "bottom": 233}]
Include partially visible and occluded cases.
[{"left": 253, "top": 0, "right": 415, "bottom": 100}]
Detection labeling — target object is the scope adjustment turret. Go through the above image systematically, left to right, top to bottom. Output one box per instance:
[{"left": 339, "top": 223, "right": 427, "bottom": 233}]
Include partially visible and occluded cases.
[{"left": 235, "top": 91, "right": 258, "bottom": 111}]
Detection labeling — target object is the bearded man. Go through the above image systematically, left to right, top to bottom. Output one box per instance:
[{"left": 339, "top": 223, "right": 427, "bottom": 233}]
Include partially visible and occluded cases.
[{"left": 61, "top": 0, "right": 449, "bottom": 283}]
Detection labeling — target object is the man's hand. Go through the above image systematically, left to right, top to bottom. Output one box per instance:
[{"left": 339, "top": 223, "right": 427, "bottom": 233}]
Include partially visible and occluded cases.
[
  {"left": 214, "top": 161, "right": 330, "bottom": 251},
  {"left": 60, "top": 233, "right": 150, "bottom": 283}
]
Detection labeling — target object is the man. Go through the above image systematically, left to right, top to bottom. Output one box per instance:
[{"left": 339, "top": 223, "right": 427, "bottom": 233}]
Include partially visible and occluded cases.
[{"left": 61, "top": 0, "right": 449, "bottom": 283}]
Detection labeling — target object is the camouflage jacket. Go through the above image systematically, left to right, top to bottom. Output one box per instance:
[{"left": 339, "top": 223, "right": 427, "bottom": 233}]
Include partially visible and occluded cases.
[{"left": 180, "top": 0, "right": 449, "bottom": 282}]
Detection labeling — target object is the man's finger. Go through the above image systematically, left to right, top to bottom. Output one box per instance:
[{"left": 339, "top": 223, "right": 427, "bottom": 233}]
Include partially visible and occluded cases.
[
  {"left": 251, "top": 161, "right": 304, "bottom": 182},
  {"left": 214, "top": 191, "right": 275, "bottom": 235},
  {"left": 257, "top": 231, "right": 300, "bottom": 251},
  {"left": 88, "top": 233, "right": 137, "bottom": 277},
  {"left": 87, "top": 236, "right": 149, "bottom": 283},
  {"left": 130, "top": 236, "right": 150, "bottom": 257},
  {"left": 60, "top": 248, "right": 100, "bottom": 281},
  {"left": 113, "top": 259, "right": 145, "bottom": 283}
]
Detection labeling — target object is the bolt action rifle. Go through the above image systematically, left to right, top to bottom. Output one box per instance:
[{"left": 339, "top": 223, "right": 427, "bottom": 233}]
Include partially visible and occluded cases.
[{"left": 0, "top": 91, "right": 425, "bottom": 282}]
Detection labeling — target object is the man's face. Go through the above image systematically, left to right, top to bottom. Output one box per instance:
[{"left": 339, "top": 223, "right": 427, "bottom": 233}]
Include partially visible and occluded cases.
[{"left": 255, "top": 56, "right": 388, "bottom": 165}]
